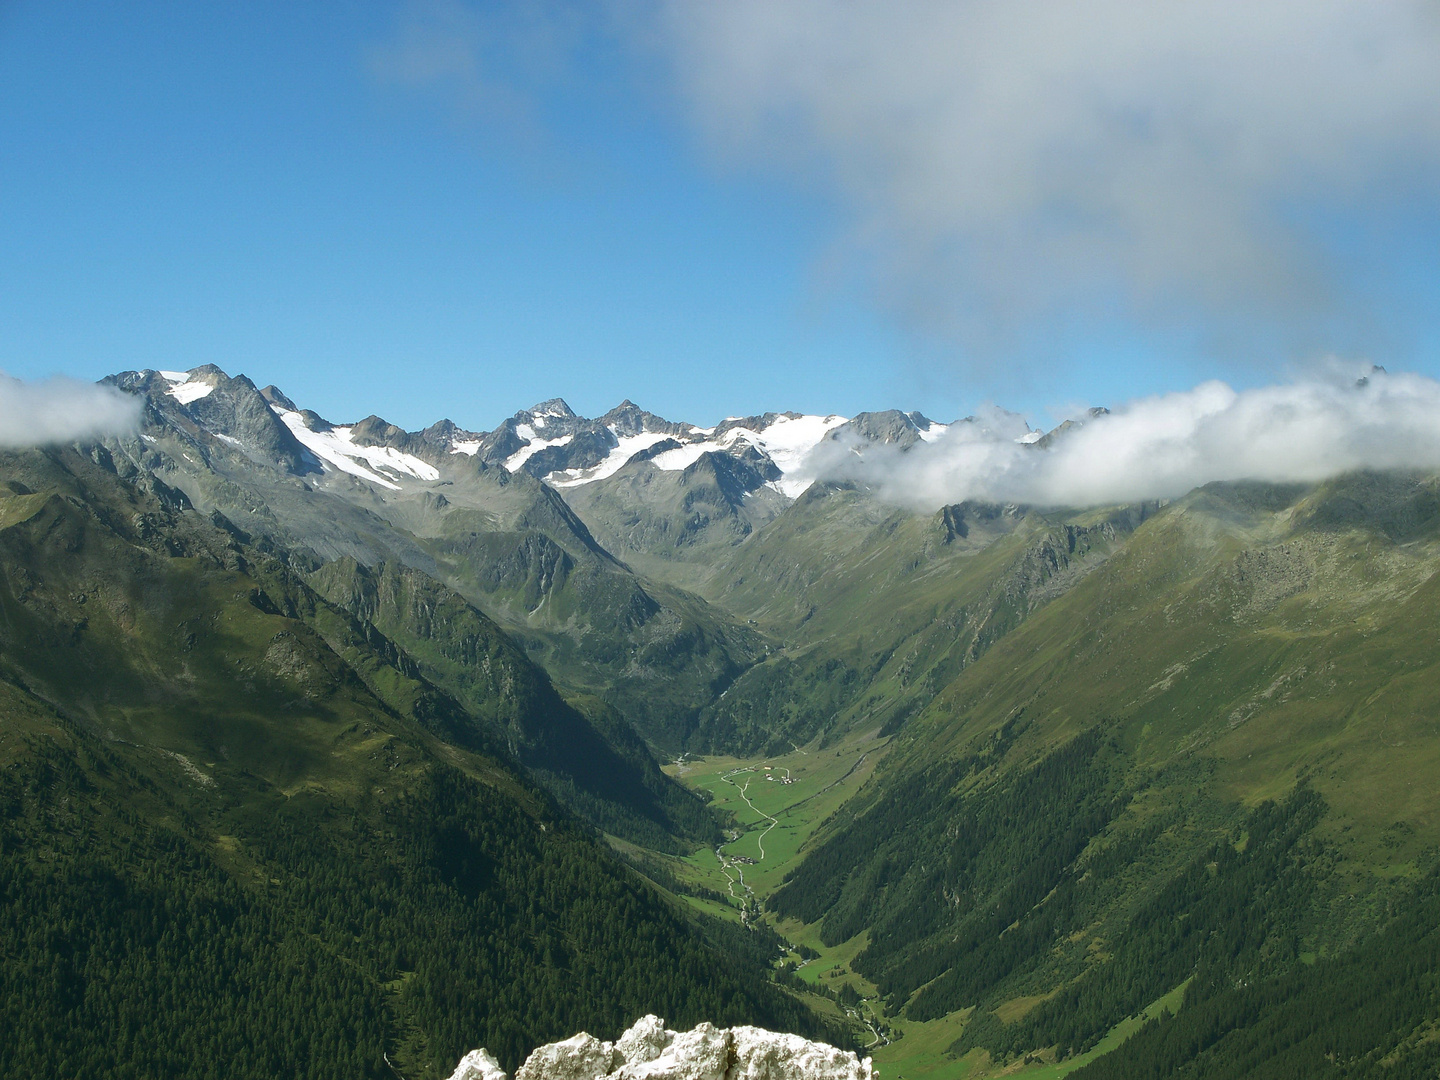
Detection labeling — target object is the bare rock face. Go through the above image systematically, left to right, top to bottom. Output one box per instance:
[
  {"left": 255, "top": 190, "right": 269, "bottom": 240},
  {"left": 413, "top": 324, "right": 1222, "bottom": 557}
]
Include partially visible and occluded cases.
[
  {"left": 614, "top": 1014, "right": 675, "bottom": 1068},
  {"left": 447, "top": 1018, "right": 874, "bottom": 1080},
  {"left": 620, "top": 1022, "right": 730, "bottom": 1080},
  {"left": 728, "top": 1027, "right": 870, "bottom": 1080},
  {"left": 515, "top": 1032, "right": 623, "bottom": 1080},
  {"left": 452, "top": 1048, "right": 509, "bottom": 1080}
]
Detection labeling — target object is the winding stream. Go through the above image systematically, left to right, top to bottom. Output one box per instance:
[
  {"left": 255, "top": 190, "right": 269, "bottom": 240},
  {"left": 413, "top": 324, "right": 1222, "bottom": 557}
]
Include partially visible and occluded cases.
[{"left": 713, "top": 767, "right": 783, "bottom": 924}]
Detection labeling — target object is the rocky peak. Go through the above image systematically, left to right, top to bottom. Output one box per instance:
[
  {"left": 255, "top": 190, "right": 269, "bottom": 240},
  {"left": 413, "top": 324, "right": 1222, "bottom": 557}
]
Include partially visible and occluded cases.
[
  {"left": 114, "top": 367, "right": 321, "bottom": 477},
  {"left": 258, "top": 385, "right": 299, "bottom": 412},
  {"left": 528, "top": 398, "right": 578, "bottom": 420},
  {"left": 599, "top": 401, "right": 692, "bottom": 440},
  {"left": 1033, "top": 407, "right": 1109, "bottom": 450},
  {"left": 827, "top": 410, "right": 926, "bottom": 450},
  {"left": 711, "top": 413, "right": 800, "bottom": 441},
  {"left": 348, "top": 414, "right": 422, "bottom": 454},
  {"left": 418, "top": 417, "right": 480, "bottom": 449},
  {"left": 684, "top": 448, "right": 781, "bottom": 505},
  {"left": 448, "top": 1017, "right": 873, "bottom": 1080}
]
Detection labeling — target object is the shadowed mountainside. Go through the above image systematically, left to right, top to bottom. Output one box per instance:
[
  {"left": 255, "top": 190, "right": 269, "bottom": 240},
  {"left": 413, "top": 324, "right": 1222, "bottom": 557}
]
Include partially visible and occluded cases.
[{"left": 0, "top": 444, "right": 826, "bottom": 1078}]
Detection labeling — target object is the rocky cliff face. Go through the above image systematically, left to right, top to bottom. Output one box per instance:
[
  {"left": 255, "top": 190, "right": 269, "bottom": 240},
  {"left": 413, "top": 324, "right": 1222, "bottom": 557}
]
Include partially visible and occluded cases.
[{"left": 448, "top": 1017, "right": 874, "bottom": 1080}]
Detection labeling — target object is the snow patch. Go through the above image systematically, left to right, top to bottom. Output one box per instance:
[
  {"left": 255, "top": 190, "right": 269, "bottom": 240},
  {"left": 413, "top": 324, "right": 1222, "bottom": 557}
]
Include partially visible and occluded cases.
[
  {"left": 158, "top": 370, "right": 189, "bottom": 383},
  {"left": 168, "top": 380, "right": 215, "bottom": 405},
  {"left": 270, "top": 407, "right": 440, "bottom": 489},
  {"left": 546, "top": 413, "right": 848, "bottom": 497},
  {"left": 711, "top": 414, "right": 848, "bottom": 497},
  {"left": 918, "top": 422, "right": 949, "bottom": 443},
  {"left": 547, "top": 430, "right": 676, "bottom": 487},
  {"left": 505, "top": 433, "right": 574, "bottom": 472},
  {"left": 450, "top": 439, "right": 482, "bottom": 456},
  {"left": 647, "top": 442, "right": 712, "bottom": 471}
]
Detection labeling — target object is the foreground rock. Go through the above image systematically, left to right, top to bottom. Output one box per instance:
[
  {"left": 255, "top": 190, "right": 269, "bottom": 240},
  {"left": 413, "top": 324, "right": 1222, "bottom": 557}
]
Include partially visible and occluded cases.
[{"left": 447, "top": 1017, "right": 875, "bottom": 1080}]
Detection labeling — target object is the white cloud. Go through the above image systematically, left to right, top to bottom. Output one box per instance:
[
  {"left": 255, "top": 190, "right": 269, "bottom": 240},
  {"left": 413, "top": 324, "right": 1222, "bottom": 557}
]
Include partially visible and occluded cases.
[
  {"left": 652, "top": 1, "right": 1440, "bottom": 364},
  {"left": 816, "top": 367, "right": 1440, "bottom": 508},
  {"left": 0, "top": 376, "right": 142, "bottom": 448}
]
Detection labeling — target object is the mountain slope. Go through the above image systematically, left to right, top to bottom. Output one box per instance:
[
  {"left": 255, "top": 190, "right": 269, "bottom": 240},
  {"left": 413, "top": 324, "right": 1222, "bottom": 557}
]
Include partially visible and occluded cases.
[
  {"left": 100, "top": 366, "right": 765, "bottom": 750},
  {"left": 15, "top": 367, "right": 1440, "bottom": 1077},
  {"left": 13, "top": 421, "right": 711, "bottom": 847},
  {"left": 0, "top": 444, "right": 822, "bottom": 1077},
  {"left": 557, "top": 448, "right": 790, "bottom": 585},
  {"left": 764, "top": 474, "right": 1440, "bottom": 1070},
  {"left": 669, "top": 483, "right": 1144, "bottom": 753},
  {"left": 305, "top": 556, "right": 717, "bottom": 849}
]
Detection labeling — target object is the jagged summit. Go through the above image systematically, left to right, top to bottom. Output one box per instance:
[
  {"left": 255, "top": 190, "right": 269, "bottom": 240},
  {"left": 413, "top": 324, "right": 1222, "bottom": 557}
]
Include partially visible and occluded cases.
[
  {"left": 103, "top": 363, "right": 1098, "bottom": 503},
  {"left": 257, "top": 384, "right": 298, "bottom": 411},
  {"left": 528, "top": 397, "right": 578, "bottom": 419},
  {"left": 1033, "top": 406, "right": 1110, "bottom": 449},
  {"left": 826, "top": 410, "right": 948, "bottom": 451},
  {"left": 447, "top": 1016, "right": 873, "bottom": 1080}
]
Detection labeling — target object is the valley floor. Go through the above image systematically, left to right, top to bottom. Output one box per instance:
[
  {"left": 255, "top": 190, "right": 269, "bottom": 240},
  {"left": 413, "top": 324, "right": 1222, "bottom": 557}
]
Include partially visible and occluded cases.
[{"left": 651, "top": 731, "right": 1182, "bottom": 1080}]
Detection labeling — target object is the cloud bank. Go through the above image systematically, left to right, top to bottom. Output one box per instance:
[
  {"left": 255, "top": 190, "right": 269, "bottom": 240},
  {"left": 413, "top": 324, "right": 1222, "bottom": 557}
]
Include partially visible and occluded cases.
[
  {"left": 654, "top": 1, "right": 1440, "bottom": 364},
  {"left": 815, "top": 369, "right": 1440, "bottom": 509},
  {"left": 0, "top": 376, "right": 142, "bottom": 448}
]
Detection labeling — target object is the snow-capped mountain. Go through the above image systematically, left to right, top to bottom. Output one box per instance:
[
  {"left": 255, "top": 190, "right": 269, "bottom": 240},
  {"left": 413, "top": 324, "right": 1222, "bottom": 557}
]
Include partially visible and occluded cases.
[
  {"left": 99, "top": 364, "right": 782, "bottom": 747},
  {"left": 114, "top": 364, "right": 1060, "bottom": 507},
  {"left": 426, "top": 397, "right": 855, "bottom": 499}
]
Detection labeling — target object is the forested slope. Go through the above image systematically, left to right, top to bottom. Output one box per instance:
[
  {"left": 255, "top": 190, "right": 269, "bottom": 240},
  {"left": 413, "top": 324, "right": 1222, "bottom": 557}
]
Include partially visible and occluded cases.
[
  {"left": 0, "top": 445, "right": 821, "bottom": 1078},
  {"left": 765, "top": 475, "right": 1440, "bottom": 1072}
]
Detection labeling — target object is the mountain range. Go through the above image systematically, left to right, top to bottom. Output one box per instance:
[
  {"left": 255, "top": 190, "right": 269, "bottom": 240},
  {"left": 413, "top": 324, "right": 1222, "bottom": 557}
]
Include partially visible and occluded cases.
[{"left": 6, "top": 364, "right": 1440, "bottom": 1078}]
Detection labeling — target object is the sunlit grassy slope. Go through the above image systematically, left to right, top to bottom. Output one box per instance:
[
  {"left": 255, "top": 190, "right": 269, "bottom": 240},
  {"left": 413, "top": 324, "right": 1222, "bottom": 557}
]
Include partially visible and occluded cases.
[
  {"left": 653, "top": 473, "right": 1440, "bottom": 1078},
  {"left": 748, "top": 474, "right": 1440, "bottom": 1077},
  {"left": 683, "top": 485, "right": 1148, "bottom": 754},
  {"left": 663, "top": 730, "right": 886, "bottom": 903}
]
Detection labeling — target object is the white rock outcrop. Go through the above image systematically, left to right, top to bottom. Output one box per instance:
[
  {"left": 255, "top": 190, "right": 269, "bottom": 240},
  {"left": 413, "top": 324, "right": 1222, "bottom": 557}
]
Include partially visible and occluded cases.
[
  {"left": 615, "top": 1014, "right": 674, "bottom": 1068},
  {"left": 447, "top": 1017, "right": 875, "bottom": 1080},
  {"left": 620, "top": 1022, "right": 731, "bottom": 1080},
  {"left": 728, "top": 1027, "right": 870, "bottom": 1080},
  {"left": 516, "top": 1032, "right": 623, "bottom": 1080},
  {"left": 451, "top": 1048, "right": 509, "bottom": 1080}
]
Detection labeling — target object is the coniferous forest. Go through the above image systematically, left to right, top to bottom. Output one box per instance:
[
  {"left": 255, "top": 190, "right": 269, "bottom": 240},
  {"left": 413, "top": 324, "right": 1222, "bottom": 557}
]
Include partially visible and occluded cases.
[{"left": 0, "top": 729, "right": 815, "bottom": 1078}]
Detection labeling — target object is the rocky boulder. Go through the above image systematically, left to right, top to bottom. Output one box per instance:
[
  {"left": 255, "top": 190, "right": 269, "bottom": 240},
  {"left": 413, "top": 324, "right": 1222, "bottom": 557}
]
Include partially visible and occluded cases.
[{"left": 447, "top": 1017, "right": 874, "bottom": 1080}]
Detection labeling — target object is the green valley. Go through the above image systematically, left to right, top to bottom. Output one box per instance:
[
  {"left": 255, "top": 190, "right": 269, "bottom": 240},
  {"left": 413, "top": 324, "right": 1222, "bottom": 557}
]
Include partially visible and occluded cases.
[
  {"left": 10, "top": 367, "right": 1440, "bottom": 1080},
  {"left": 620, "top": 472, "right": 1440, "bottom": 1079}
]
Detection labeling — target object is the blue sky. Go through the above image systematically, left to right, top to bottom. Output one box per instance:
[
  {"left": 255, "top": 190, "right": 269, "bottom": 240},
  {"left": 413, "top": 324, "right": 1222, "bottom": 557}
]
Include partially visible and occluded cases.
[{"left": 3, "top": 2, "right": 1439, "bottom": 433}]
